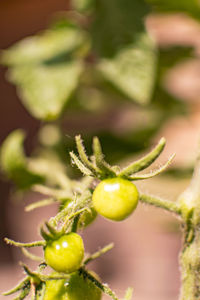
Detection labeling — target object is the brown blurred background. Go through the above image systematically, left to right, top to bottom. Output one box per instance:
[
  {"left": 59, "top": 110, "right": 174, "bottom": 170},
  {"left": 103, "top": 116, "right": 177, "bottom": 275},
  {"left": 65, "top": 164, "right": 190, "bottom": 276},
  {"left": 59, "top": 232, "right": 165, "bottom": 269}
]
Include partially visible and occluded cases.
[{"left": 1, "top": 1, "right": 200, "bottom": 300}]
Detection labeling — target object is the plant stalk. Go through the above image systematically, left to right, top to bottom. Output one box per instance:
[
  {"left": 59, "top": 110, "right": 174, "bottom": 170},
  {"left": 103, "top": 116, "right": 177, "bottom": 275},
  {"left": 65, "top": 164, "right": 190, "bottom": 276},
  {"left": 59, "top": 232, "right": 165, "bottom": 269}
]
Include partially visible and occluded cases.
[
  {"left": 179, "top": 151, "right": 200, "bottom": 300},
  {"left": 179, "top": 227, "right": 200, "bottom": 300}
]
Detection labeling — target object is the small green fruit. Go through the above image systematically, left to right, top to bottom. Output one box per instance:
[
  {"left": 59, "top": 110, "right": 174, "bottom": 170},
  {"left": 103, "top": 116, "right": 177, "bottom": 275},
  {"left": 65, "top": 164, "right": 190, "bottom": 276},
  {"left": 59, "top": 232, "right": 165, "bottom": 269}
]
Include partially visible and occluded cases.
[
  {"left": 92, "top": 177, "right": 139, "bottom": 221},
  {"left": 44, "top": 233, "right": 84, "bottom": 273},
  {"left": 44, "top": 271, "right": 102, "bottom": 300}
]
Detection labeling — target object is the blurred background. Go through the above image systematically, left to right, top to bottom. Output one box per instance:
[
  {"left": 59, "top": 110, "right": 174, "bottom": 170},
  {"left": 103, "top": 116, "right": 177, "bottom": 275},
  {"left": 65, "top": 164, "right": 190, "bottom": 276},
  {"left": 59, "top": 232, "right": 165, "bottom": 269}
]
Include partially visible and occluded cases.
[{"left": 1, "top": 0, "right": 200, "bottom": 299}]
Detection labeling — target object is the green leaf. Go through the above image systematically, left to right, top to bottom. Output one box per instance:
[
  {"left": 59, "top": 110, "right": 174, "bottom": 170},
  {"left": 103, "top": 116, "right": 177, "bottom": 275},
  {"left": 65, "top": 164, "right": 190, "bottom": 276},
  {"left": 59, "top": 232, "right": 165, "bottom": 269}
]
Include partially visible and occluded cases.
[
  {"left": 72, "top": 0, "right": 95, "bottom": 12},
  {"left": 91, "top": 0, "right": 150, "bottom": 57},
  {"left": 146, "top": 0, "right": 200, "bottom": 20},
  {"left": 2, "top": 24, "right": 87, "bottom": 120},
  {"left": 1, "top": 26, "right": 85, "bottom": 66},
  {"left": 97, "top": 33, "right": 157, "bottom": 104},
  {"left": 7, "top": 61, "right": 83, "bottom": 121},
  {"left": 0, "top": 130, "right": 43, "bottom": 189}
]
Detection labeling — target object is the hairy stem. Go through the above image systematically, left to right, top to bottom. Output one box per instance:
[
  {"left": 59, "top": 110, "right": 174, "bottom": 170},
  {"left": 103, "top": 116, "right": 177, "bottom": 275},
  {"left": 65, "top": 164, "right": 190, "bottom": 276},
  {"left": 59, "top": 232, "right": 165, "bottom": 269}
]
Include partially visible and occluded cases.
[
  {"left": 179, "top": 147, "right": 200, "bottom": 300},
  {"left": 139, "top": 193, "right": 181, "bottom": 215},
  {"left": 179, "top": 227, "right": 200, "bottom": 300},
  {"left": 79, "top": 268, "right": 120, "bottom": 300}
]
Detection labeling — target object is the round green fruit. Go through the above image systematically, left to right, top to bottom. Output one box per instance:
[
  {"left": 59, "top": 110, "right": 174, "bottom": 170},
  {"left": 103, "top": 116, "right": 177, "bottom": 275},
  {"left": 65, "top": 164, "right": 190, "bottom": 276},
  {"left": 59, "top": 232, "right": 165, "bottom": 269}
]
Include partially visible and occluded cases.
[
  {"left": 92, "top": 177, "right": 139, "bottom": 221},
  {"left": 44, "top": 233, "right": 84, "bottom": 273},
  {"left": 44, "top": 271, "right": 102, "bottom": 300},
  {"left": 43, "top": 273, "right": 66, "bottom": 300}
]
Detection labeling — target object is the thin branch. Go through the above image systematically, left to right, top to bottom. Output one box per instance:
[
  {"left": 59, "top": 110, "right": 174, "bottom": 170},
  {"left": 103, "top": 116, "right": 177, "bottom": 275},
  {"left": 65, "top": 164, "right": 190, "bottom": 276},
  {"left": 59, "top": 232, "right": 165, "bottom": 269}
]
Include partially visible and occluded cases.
[
  {"left": 118, "top": 137, "right": 166, "bottom": 177},
  {"left": 32, "top": 184, "right": 72, "bottom": 199},
  {"left": 139, "top": 193, "right": 181, "bottom": 215},
  {"left": 25, "top": 198, "right": 56, "bottom": 212},
  {"left": 4, "top": 238, "right": 46, "bottom": 248},
  {"left": 84, "top": 243, "right": 114, "bottom": 265},
  {"left": 21, "top": 248, "right": 43, "bottom": 262},
  {"left": 79, "top": 268, "right": 120, "bottom": 300},
  {"left": 2, "top": 278, "right": 29, "bottom": 296},
  {"left": 13, "top": 285, "right": 30, "bottom": 300}
]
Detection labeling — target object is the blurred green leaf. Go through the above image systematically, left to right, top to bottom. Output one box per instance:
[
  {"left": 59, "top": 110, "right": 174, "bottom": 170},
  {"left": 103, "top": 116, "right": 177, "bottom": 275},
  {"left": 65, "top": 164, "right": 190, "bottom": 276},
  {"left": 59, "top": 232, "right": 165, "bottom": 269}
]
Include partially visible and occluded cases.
[
  {"left": 72, "top": 0, "right": 95, "bottom": 12},
  {"left": 90, "top": 0, "right": 157, "bottom": 104},
  {"left": 91, "top": 0, "right": 150, "bottom": 57},
  {"left": 146, "top": 0, "right": 200, "bottom": 19},
  {"left": 2, "top": 24, "right": 87, "bottom": 120},
  {"left": 2, "top": 26, "right": 85, "bottom": 66},
  {"left": 97, "top": 33, "right": 157, "bottom": 104},
  {"left": 151, "top": 47, "right": 192, "bottom": 117},
  {"left": 7, "top": 61, "right": 83, "bottom": 121},
  {"left": 0, "top": 130, "right": 43, "bottom": 189}
]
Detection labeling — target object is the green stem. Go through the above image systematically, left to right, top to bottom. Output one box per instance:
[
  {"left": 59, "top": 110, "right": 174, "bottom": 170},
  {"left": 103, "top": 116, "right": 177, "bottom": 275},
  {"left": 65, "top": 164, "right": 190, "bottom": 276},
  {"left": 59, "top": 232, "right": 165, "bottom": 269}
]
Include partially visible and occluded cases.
[
  {"left": 178, "top": 149, "right": 200, "bottom": 300},
  {"left": 139, "top": 193, "right": 181, "bottom": 214},
  {"left": 25, "top": 198, "right": 56, "bottom": 212},
  {"left": 71, "top": 215, "right": 80, "bottom": 232},
  {"left": 179, "top": 227, "right": 200, "bottom": 300},
  {"left": 4, "top": 238, "right": 46, "bottom": 248},
  {"left": 84, "top": 243, "right": 114, "bottom": 265},
  {"left": 21, "top": 248, "right": 43, "bottom": 262},
  {"left": 79, "top": 268, "right": 120, "bottom": 300},
  {"left": 2, "top": 278, "right": 29, "bottom": 296}
]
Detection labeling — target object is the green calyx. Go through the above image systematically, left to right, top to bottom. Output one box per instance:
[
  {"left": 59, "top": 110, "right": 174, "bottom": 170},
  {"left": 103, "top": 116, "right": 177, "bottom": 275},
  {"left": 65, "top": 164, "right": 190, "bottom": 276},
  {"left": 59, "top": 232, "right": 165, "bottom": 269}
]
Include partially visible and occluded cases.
[{"left": 70, "top": 135, "right": 174, "bottom": 181}]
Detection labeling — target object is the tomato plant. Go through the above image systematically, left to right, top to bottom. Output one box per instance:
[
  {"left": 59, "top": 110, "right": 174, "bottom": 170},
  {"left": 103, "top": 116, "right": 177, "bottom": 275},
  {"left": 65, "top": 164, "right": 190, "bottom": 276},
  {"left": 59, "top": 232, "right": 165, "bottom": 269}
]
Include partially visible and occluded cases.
[
  {"left": 2, "top": 135, "right": 176, "bottom": 300},
  {"left": 92, "top": 178, "right": 139, "bottom": 221},
  {"left": 44, "top": 233, "right": 84, "bottom": 273}
]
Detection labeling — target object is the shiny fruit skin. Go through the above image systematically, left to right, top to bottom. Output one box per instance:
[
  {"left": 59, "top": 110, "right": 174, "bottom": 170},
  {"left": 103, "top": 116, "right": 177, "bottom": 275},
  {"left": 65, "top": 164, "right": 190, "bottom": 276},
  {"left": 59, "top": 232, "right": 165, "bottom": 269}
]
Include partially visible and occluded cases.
[
  {"left": 92, "top": 177, "right": 139, "bottom": 221},
  {"left": 44, "top": 233, "right": 84, "bottom": 273},
  {"left": 44, "top": 271, "right": 102, "bottom": 300}
]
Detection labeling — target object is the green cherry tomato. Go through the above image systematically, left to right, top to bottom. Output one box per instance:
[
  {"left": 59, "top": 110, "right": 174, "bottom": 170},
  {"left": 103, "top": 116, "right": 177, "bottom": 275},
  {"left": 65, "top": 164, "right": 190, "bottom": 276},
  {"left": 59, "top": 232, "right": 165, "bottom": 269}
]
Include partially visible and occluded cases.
[
  {"left": 92, "top": 177, "right": 139, "bottom": 221},
  {"left": 60, "top": 199, "right": 97, "bottom": 228},
  {"left": 44, "top": 233, "right": 84, "bottom": 273},
  {"left": 44, "top": 271, "right": 102, "bottom": 300},
  {"left": 65, "top": 271, "right": 102, "bottom": 300},
  {"left": 44, "top": 273, "right": 66, "bottom": 300}
]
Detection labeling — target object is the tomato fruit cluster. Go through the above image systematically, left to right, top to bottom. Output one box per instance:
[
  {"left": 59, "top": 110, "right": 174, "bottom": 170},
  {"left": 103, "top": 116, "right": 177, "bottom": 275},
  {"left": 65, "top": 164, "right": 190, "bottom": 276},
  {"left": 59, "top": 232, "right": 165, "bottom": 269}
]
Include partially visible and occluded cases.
[
  {"left": 92, "top": 177, "right": 139, "bottom": 221},
  {"left": 44, "top": 233, "right": 84, "bottom": 273},
  {"left": 44, "top": 271, "right": 102, "bottom": 300}
]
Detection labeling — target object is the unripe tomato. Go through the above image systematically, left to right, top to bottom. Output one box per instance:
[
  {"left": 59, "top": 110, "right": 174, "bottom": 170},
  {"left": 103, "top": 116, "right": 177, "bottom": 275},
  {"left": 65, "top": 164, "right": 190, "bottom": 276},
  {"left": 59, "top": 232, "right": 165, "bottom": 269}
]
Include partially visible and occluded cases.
[
  {"left": 92, "top": 178, "right": 139, "bottom": 221},
  {"left": 60, "top": 199, "right": 97, "bottom": 228},
  {"left": 44, "top": 233, "right": 84, "bottom": 273},
  {"left": 44, "top": 271, "right": 102, "bottom": 300},
  {"left": 43, "top": 273, "right": 66, "bottom": 300}
]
